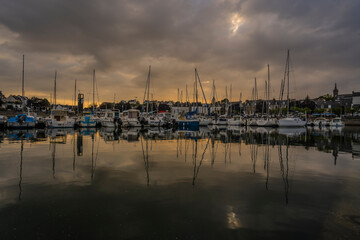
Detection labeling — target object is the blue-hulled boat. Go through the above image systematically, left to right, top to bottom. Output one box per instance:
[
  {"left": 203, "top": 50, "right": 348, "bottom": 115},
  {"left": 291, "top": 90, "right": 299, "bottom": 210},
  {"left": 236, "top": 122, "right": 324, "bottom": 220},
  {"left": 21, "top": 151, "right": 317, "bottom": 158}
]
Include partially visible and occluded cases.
[
  {"left": 178, "top": 110, "right": 199, "bottom": 131},
  {"left": 7, "top": 114, "right": 36, "bottom": 129}
]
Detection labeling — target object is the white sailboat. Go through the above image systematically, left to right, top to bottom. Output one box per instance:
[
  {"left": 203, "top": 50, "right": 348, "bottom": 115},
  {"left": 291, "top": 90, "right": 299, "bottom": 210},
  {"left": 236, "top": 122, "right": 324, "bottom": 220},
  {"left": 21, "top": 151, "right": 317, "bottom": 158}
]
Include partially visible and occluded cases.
[
  {"left": 278, "top": 50, "right": 306, "bottom": 127},
  {"left": 257, "top": 64, "right": 278, "bottom": 127},
  {"left": 213, "top": 115, "right": 228, "bottom": 125},
  {"left": 228, "top": 115, "right": 244, "bottom": 126},
  {"left": 198, "top": 116, "right": 212, "bottom": 126},
  {"left": 313, "top": 117, "right": 330, "bottom": 127},
  {"left": 329, "top": 117, "right": 344, "bottom": 127},
  {"left": 246, "top": 118, "right": 258, "bottom": 126}
]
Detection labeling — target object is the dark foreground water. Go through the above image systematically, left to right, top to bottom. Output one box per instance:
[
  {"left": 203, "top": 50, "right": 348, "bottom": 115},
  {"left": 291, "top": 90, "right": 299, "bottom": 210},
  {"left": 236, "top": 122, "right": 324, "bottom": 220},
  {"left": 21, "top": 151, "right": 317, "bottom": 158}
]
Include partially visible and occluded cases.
[{"left": 0, "top": 126, "right": 359, "bottom": 239}]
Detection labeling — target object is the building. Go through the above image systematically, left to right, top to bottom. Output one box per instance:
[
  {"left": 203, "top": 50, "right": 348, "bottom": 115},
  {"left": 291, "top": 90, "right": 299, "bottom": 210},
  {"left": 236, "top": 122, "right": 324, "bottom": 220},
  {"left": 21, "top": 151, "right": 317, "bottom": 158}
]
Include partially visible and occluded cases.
[
  {"left": 333, "top": 83, "right": 339, "bottom": 98},
  {"left": 352, "top": 92, "right": 360, "bottom": 107},
  {"left": 4, "top": 95, "right": 24, "bottom": 110},
  {"left": 315, "top": 100, "right": 341, "bottom": 110}
]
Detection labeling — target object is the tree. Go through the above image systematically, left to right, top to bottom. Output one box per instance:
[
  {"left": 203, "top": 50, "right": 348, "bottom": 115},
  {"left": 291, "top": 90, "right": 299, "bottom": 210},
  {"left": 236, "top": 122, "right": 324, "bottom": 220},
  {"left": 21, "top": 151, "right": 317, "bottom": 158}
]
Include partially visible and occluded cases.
[
  {"left": 319, "top": 94, "right": 334, "bottom": 101},
  {"left": 299, "top": 96, "right": 316, "bottom": 111},
  {"left": 27, "top": 97, "right": 50, "bottom": 110},
  {"left": 100, "top": 102, "right": 114, "bottom": 109},
  {"left": 331, "top": 107, "right": 342, "bottom": 116},
  {"left": 314, "top": 108, "right": 325, "bottom": 113}
]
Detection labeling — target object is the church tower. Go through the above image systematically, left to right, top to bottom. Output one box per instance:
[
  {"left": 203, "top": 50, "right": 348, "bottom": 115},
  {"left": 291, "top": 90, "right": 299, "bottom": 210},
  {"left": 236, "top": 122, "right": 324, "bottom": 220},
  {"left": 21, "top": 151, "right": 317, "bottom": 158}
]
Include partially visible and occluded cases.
[{"left": 333, "top": 83, "right": 338, "bottom": 98}]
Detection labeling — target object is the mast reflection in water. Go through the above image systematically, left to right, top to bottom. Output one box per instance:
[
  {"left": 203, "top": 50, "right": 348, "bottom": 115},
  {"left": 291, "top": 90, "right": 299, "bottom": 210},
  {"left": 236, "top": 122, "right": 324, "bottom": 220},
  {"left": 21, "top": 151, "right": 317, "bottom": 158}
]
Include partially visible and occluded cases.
[{"left": 0, "top": 126, "right": 359, "bottom": 239}]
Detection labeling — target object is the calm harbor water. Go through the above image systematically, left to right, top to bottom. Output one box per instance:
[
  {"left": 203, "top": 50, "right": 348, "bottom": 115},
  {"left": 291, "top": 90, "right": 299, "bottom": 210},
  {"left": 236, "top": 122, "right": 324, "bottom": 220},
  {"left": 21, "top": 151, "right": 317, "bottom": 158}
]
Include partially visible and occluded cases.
[{"left": 0, "top": 127, "right": 359, "bottom": 239}]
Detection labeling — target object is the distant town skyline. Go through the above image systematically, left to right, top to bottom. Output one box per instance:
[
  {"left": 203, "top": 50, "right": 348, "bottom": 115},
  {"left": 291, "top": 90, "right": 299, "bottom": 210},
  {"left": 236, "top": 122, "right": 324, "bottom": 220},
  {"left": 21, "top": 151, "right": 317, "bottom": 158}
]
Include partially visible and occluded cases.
[{"left": 0, "top": 0, "right": 359, "bottom": 104}]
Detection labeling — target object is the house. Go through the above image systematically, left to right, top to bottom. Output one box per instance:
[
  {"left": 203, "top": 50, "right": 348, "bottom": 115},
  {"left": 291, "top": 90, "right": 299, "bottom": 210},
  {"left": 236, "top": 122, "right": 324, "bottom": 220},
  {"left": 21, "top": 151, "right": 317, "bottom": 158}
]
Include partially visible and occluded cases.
[
  {"left": 333, "top": 83, "right": 353, "bottom": 108},
  {"left": 0, "top": 91, "right": 6, "bottom": 102},
  {"left": 0, "top": 91, "right": 6, "bottom": 109},
  {"left": 352, "top": 92, "right": 360, "bottom": 107},
  {"left": 335, "top": 94, "right": 352, "bottom": 108},
  {"left": 4, "top": 95, "right": 24, "bottom": 110},
  {"left": 315, "top": 100, "right": 341, "bottom": 110},
  {"left": 171, "top": 105, "right": 190, "bottom": 115}
]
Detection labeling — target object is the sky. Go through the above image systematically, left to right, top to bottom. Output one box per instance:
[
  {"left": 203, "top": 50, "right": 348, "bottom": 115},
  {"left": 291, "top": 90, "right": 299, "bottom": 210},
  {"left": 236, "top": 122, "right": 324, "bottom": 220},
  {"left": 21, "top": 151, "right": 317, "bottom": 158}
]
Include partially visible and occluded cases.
[{"left": 0, "top": 0, "right": 359, "bottom": 105}]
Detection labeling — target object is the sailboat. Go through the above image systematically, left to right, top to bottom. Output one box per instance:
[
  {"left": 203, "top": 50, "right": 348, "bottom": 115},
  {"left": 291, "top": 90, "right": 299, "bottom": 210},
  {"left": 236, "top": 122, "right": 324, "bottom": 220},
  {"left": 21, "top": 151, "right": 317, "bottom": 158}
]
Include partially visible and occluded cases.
[
  {"left": 278, "top": 50, "right": 307, "bottom": 127},
  {"left": 7, "top": 55, "right": 36, "bottom": 129},
  {"left": 257, "top": 64, "right": 278, "bottom": 127},
  {"left": 141, "top": 66, "right": 165, "bottom": 127},
  {"left": 177, "top": 68, "right": 201, "bottom": 130},
  {"left": 47, "top": 71, "right": 75, "bottom": 128},
  {"left": 246, "top": 78, "right": 258, "bottom": 126},
  {"left": 228, "top": 115, "right": 245, "bottom": 126}
]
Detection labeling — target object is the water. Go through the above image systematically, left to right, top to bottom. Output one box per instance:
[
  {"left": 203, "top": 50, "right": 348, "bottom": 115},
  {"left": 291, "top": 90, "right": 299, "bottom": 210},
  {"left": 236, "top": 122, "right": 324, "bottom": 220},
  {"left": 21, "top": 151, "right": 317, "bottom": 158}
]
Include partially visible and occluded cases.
[{"left": 0, "top": 127, "right": 359, "bottom": 239}]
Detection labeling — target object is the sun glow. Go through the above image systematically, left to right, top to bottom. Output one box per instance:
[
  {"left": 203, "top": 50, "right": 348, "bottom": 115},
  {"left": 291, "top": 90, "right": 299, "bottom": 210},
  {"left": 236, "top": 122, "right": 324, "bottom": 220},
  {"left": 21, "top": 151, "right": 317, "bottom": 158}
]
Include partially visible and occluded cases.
[{"left": 230, "top": 13, "right": 245, "bottom": 34}]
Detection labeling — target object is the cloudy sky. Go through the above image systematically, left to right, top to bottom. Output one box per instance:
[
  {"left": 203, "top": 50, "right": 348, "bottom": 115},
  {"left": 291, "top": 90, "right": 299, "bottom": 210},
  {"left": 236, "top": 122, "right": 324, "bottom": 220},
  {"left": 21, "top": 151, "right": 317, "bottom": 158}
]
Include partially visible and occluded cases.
[{"left": 0, "top": 0, "right": 359, "bottom": 105}]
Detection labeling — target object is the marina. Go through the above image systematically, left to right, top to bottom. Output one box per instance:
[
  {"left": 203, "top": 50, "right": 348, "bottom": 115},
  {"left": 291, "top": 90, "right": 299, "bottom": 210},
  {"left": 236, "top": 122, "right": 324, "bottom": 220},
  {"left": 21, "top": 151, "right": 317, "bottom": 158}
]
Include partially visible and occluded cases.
[{"left": 1, "top": 1, "right": 360, "bottom": 238}]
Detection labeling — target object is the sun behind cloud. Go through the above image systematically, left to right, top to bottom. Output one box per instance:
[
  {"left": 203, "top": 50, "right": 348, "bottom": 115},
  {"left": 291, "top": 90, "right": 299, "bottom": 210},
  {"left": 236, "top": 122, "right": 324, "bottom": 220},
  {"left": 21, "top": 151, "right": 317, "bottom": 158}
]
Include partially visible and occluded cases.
[{"left": 230, "top": 13, "right": 245, "bottom": 34}]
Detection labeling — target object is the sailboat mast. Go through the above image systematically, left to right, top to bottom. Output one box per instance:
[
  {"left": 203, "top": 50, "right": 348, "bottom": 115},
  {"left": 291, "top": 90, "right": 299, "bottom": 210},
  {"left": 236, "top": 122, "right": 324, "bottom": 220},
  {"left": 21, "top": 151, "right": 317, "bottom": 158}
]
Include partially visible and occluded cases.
[
  {"left": 286, "top": 50, "right": 290, "bottom": 116},
  {"left": 22, "top": 55, "right": 25, "bottom": 113},
  {"left": 22, "top": 55, "right": 25, "bottom": 98},
  {"left": 268, "top": 64, "right": 270, "bottom": 117},
  {"left": 147, "top": 65, "right": 151, "bottom": 113},
  {"left": 195, "top": 68, "right": 198, "bottom": 108},
  {"left": 93, "top": 69, "right": 95, "bottom": 111},
  {"left": 195, "top": 69, "right": 209, "bottom": 115},
  {"left": 54, "top": 71, "right": 57, "bottom": 107},
  {"left": 254, "top": 77, "right": 257, "bottom": 114},
  {"left": 255, "top": 77, "right": 258, "bottom": 100},
  {"left": 74, "top": 79, "right": 77, "bottom": 108},
  {"left": 212, "top": 80, "right": 215, "bottom": 104},
  {"left": 230, "top": 84, "right": 232, "bottom": 115},
  {"left": 240, "top": 92, "right": 242, "bottom": 114},
  {"left": 113, "top": 93, "right": 116, "bottom": 110}
]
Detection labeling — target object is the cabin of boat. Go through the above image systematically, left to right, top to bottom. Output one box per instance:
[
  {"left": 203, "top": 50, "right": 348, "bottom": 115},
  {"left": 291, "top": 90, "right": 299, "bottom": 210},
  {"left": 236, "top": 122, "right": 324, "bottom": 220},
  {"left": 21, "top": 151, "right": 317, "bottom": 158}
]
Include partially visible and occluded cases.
[
  {"left": 51, "top": 109, "right": 68, "bottom": 121},
  {"left": 128, "top": 109, "right": 140, "bottom": 119}
]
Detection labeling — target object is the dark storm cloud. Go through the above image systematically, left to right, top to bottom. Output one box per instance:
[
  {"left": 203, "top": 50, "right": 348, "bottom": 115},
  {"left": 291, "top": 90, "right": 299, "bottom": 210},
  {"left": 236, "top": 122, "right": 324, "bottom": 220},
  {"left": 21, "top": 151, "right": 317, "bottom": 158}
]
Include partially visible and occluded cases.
[{"left": 0, "top": 0, "right": 359, "bottom": 102}]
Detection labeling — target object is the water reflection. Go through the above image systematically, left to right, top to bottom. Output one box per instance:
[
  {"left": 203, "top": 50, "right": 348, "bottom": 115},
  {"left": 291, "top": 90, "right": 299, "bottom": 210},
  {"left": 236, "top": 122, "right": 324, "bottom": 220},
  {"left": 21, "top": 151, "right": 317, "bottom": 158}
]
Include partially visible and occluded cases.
[
  {"left": 0, "top": 126, "right": 360, "bottom": 239},
  {"left": 18, "top": 139, "right": 23, "bottom": 200}
]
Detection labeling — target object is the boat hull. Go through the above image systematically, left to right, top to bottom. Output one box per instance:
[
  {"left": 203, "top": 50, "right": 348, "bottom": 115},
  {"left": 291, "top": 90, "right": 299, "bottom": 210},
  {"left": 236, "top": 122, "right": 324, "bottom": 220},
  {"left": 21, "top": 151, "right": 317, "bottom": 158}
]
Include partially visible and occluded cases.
[
  {"left": 7, "top": 114, "right": 36, "bottom": 129},
  {"left": 78, "top": 115, "right": 97, "bottom": 128},
  {"left": 278, "top": 118, "right": 306, "bottom": 127},
  {"left": 199, "top": 119, "right": 212, "bottom": 126},
  {"left": 256, "top": 119, "right": 278, "bottom": 127},
  {"left": 47, "top": 120, "right": 75, "bottom": 128},
  {"left": 101, "top": 120, "right": 116, "bottom": 128},
  {"left": 178, "top": 120, "right": 199, "bottom": 131},
  {"left": 228, "top": 120, "right": 244, "bottom": 126},
  {"left": 7, "top": 121, "right": 35, "bottom": 129}
]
